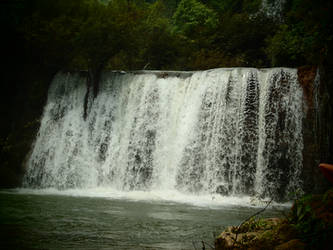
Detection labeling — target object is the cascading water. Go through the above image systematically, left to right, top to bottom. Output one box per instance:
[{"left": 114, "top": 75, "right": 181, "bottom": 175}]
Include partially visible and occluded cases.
[
  {"left": 261, "top": 0, "right": 286, "bottom": 20},
  {"left": 23, "top": 68, "right": 304, "bottom": 201}
]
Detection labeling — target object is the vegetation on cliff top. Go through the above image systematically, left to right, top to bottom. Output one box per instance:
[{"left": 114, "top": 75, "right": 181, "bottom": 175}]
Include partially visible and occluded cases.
[{"left": 3, "top": 0, "right": 332, "bottom": 72}]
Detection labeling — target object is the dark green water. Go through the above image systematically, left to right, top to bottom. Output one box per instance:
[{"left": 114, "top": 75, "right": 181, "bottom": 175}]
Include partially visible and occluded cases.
[{"left": 0, "top": 190, "right": 284, "bottom": 249}]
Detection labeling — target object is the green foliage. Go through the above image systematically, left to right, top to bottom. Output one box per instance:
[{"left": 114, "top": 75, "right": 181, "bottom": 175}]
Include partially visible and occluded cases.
[
  {"left": 4, "top": 0, "right": 333, "bottom": 73},
  {"left": 14, "top": 0, "right": 333, "bottom": 71},
  {"left": 137, "top": 0, "right": 180, "bottom": 69},
  {"left": 172, "top": 0, "right": 218, "bottom": 38},
  {"left": 203, "top": 0, "right": 243, "bottom": 13},
  {"left": 242, "top": 0, "right": 262, "bottom": 13},
  {"left": 266, "top": 0, "right": 333, "bottom": 66},
  {"left": 290, "top": 189, "right": 333, "bottom": 248},
  {"left": 236, "top": 216, "right": 272, "bottom": 233}
]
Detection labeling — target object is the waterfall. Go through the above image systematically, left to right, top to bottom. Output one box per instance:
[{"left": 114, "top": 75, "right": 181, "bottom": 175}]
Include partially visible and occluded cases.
[
  {"left": 261, "top": 0, "right": 286, "bottom": 21},
  {"left": 23, "top": 68, "right": 304, "bottom": 200}
]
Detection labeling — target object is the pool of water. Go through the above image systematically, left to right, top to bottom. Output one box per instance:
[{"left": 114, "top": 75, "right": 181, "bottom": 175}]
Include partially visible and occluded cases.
[{"left": 0, "top": 189, "right": 287, "bottom": 249}]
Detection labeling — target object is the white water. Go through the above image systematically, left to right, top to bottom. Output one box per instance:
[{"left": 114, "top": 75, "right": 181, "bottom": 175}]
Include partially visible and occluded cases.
[
  {"left": 261, "top": 0, "right": 286, "bottom": 20},
  {"left": 23, "top": 68, "right": 304, "bottom": 201},
  {"left": 13, "top": 188, "right": 292, "bottom": 208}
]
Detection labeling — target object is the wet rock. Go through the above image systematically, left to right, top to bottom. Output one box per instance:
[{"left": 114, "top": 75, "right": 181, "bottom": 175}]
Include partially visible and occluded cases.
[
  {"left": 297, "top": 66, "right": 317, "bottom": 109},
  {"left": 216, "top": 185, "right": 229, "bottom": 195},
  {"left": 215, "top": 218, "right": 290, "bottom": 250}
]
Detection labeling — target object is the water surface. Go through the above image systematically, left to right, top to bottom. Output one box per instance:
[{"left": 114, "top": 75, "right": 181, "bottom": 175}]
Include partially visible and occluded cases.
[{"left": 0, "top": 189, "right": 286, "bottom": 249}]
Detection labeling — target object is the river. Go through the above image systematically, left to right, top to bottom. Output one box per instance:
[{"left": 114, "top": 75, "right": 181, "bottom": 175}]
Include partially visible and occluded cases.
[{"left": 0, "top": 189, "right": 287, "bottom": 249}]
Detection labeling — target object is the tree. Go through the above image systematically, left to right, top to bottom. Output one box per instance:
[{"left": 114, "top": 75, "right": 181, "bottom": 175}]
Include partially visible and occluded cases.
[
  {"left": 139, "top": 0, "right": 185, "bottom": 69},
  {"left": 172, "top": 0, "right": 218, "bottom": 39},
  {"left": 266, "top": 0, "right": 333, "bottom": 66}
]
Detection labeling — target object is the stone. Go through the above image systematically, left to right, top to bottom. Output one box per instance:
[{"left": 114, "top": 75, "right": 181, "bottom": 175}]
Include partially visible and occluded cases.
[{"left": 216, "top": 185, "right": 229, "bottom": 195}]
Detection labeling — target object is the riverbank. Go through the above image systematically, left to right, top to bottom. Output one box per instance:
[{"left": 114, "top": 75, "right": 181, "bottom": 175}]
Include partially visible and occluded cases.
[{"left": 215, "top": 188, "right": 333, "bottom": 249}]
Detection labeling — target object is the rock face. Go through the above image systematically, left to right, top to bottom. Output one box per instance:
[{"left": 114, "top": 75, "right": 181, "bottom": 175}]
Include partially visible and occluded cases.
[{"left": 298, "top": 65, "right": 332, "bottom": 194}]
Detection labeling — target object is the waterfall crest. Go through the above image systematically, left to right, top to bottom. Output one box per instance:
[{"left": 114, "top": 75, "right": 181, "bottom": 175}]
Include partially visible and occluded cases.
[{"left": 23, "top": 68, "right": 304, "bottom": 200}]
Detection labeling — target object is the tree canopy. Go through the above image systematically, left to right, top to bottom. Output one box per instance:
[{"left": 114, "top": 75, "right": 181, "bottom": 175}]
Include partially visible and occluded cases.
[{"left": 3, "top": 0, "right": 331, "bottom": 72}]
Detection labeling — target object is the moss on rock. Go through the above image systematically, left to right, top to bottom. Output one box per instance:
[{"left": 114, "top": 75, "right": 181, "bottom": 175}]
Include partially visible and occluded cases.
[{"left": 215, "top": 189, "right": 333, "bottom": 250}]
